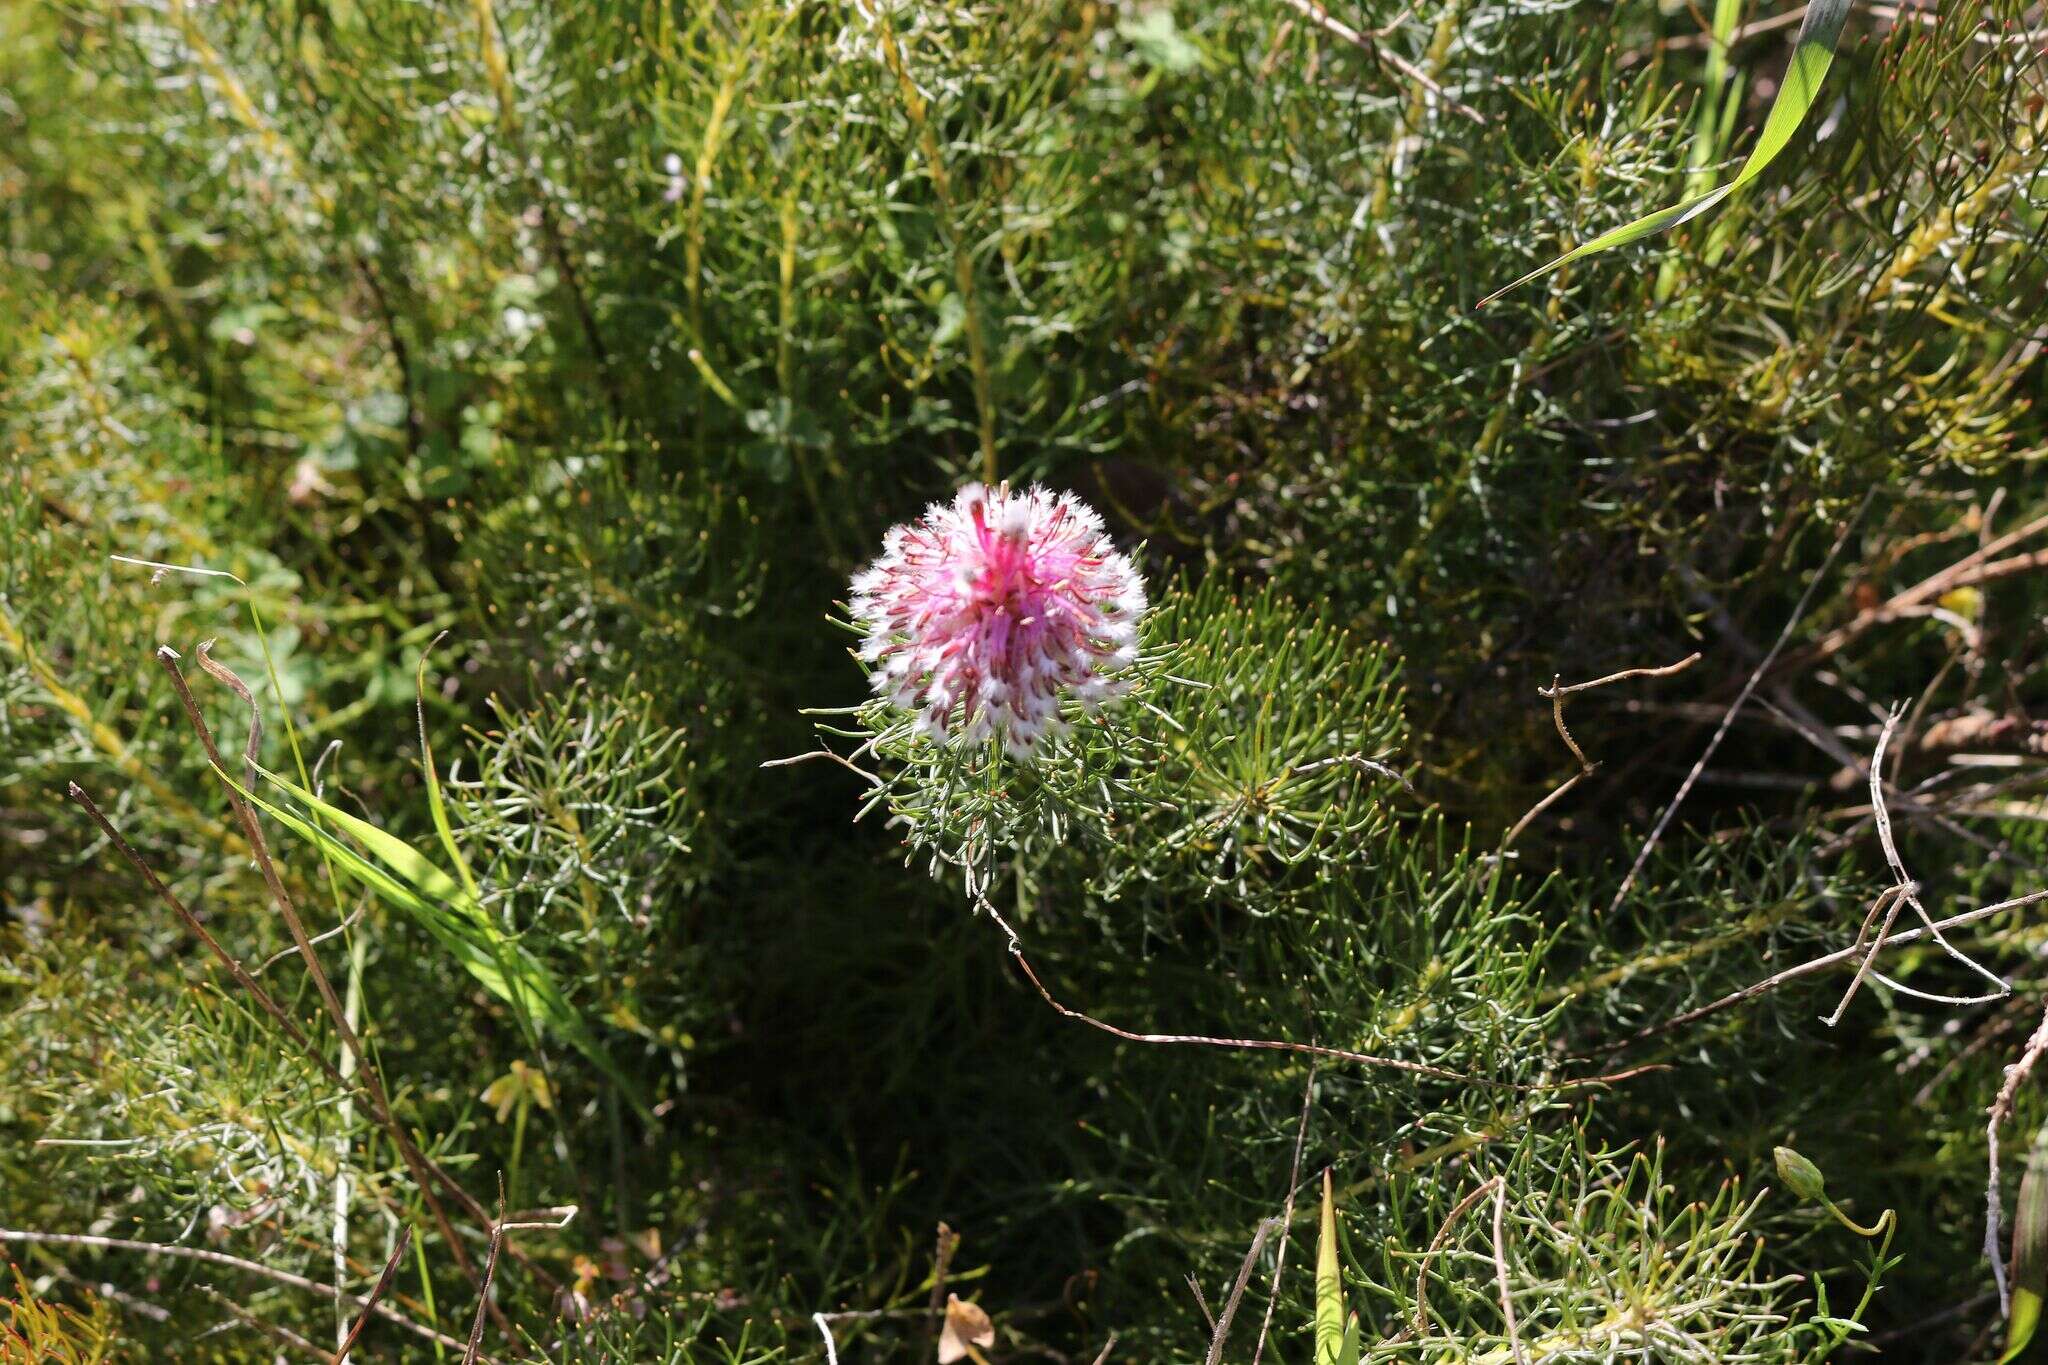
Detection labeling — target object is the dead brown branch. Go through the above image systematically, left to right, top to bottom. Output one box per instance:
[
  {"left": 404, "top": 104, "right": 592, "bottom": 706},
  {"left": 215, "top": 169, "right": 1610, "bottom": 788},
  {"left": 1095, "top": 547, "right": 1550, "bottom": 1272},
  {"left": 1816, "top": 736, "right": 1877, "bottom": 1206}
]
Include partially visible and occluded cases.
[
  {"left": 1784, "top": 511, "right": 2048, "bottom": 680},
  {"left": 155, "top": 645, "right": 497, "bottom": 1310},
  {"left": 1504, "top": 653, "right": 1700, "bottom": 849},
  {"left": 981, "top": 900, "right": 1664, "bottom": 1092},
  {"left": 1988, "top": 1004, "right": 2048, "bottom": 1313},
  {"left": 1409, "top": 1175, "right": 1503, "bottom": 1340},
  {"left": 463, "top": 1194, "right": 578, "bottom": 1365},
  {"left": 1202, "top": 1218, "right": 1279, "bottom": 1365},
  {"left": 336, "top": 1226, "right": 413, "bottom": 1365}
]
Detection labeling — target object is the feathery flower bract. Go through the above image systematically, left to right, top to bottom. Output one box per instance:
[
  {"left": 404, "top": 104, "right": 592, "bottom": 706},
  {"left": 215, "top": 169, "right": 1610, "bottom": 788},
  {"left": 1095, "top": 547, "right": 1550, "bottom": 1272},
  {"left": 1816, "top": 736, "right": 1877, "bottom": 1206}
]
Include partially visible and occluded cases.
[{"left": 850, "top": 483, "right": 1148, "bottom": 758}]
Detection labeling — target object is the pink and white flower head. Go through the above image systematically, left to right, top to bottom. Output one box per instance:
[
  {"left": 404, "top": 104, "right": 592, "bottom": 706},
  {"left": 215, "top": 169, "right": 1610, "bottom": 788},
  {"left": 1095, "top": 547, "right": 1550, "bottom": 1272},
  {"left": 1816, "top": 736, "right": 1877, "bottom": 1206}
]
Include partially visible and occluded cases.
[{"left": 851, "top": 483, "right": 1149, "bottom": 759}]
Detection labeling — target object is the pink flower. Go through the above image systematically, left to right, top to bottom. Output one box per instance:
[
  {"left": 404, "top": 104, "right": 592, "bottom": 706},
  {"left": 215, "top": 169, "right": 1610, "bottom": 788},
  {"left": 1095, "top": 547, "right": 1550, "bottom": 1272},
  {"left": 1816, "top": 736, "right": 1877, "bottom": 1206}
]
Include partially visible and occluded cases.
[{"left": 850, "top": 483, "right": 1148, "bottom": 758}]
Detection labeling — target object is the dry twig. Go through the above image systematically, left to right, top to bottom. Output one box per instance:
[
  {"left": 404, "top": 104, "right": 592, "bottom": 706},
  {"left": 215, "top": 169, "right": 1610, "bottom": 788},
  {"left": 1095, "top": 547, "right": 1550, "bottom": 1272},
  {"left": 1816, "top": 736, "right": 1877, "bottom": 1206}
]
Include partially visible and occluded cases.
[
  {"left": 1276, "top": 0, "right": 1488, "bottom": 124},
  {"left": 1609, "top": 500, "right": 1870, "bottom": 914},
  {"left": 156, "top": 645, "right": 498, "bottom": 1309},
  {"left": 1504, "top": 653, "right": 1700, "bottom": 848},
  {"left": 1592, "top": 887, "right": 2048, "bottom": 1055},
  {"left": 981, "top": 900, "right": 1663, "bottom": 1093},
  {"left": 1988, "top": 1004, "right": 2048, "bottom": 1313},
  {"left": 1250, "top": 1070, "right": 1317, "bottom": 1365},
  {"left": 1408, "top": 1175, "right": 1504, "bottom": 1340},
  {"left": 1491, "top": 1180, "right": 1527, "bottom": 1365},
  {"left": 462, "top": 1195, "right": 578, "bottom": 1365},
  {"left": 1202, "top": 1218, "right": 1279, "bottom": 1365},
  {"left": 336, "top": 1226, "right": 413, "bottom": 1365},
  {"left": 0, "top": 1227, "right": 477, "bottom": 1358}
]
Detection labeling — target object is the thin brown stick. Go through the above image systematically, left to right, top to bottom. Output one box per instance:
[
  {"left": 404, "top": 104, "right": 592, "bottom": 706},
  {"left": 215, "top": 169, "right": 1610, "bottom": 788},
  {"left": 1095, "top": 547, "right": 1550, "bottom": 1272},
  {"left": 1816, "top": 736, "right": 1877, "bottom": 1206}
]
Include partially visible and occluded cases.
[
  {"left": 1276, "top": 0, "right": 1488, "bottom": 123},
  {"left": 1609, "top": 499, "right": 1870, "bottom": 914},
  {"left": 1777, "top": 511, "right": 2048, "bottom": 680},
  {"left": 195, "top": 639, "right": 262, "bottom": 783},
  {"left": 157, "top": 645, "right": 498, "bottom": 1308},
  {"left": 1506, "top": 653, "right": 1700, "bottom": 848},
  {"left": 1543, "top": 653, "right": 1705, "bottom": 702},
  {"left": 1861, "top": 705, "right": 2008, "bottom": 1004},
  {"left": 759, "top": 748, "right": 883, "bottom": 787},
  {"left": 1501, "top": 773, "right": 1590, "bottom": 852},
  {"left": 67, "top": 779, "right": 554, "bottom": 1307},
  {"left": 69, "top": 783, "right": 348, "bottom": 1091},
  {"left": 1821, "top": 884, "right": 1910, "bottom": 1026},
  {"left": 1591, "top": 888, "right": 2048, "bottom": 1054},
  {"left": 982, "top": 901, "right": 1663, "bottom": 1092},
  {"left": 1250, "top": 1070, "right": 1317, "bottom": 1365},
  {"left": 1411, "top": 1175, "right": 1503, "bottom": 1339},
  {"left": 1490, "top": 1181, "right": 1526, "bottom": 1365},
  {"left": 462, "top": 1196, "right": 509, "bottom": 1365},
  {"left": 463, "top": 1197, "right": 578, "bottom": 1365},
  {"left": 1202, "top": 1218, "right": 1278, "bottom": 1365},
  {"left": 926, "top": 1222, "right": 961, "bottom": 1360},
  {"left": 335, "top": 1225, "right": 413, "bottom": 1365},
  {"left": 0, "top": 1228, "right": 478, "bottom": 1358},
  {"left": 1187, "top": 1275, "right": 1216, "bottom": 1336},
  {"left": 202, "top": 1285, "right": 338, "bottom": 1363},
  {"left": 1089, "top": 1333, "right": 1119, "bottom": 1365}
]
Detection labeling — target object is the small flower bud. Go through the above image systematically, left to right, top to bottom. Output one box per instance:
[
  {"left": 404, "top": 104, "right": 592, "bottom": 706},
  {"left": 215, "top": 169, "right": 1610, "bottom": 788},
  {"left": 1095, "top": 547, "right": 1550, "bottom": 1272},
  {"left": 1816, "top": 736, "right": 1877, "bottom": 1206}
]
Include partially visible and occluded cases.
[{"left": 1774, "top": 1147, "right": 1828, "bottom": 1204}]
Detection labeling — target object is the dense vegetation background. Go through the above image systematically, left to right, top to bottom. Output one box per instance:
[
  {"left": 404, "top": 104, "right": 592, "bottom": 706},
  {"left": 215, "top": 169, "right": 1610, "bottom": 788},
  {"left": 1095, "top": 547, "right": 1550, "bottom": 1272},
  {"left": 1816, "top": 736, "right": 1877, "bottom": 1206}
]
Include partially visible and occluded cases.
[{"left": 3, "top": 0, "right": 2046, "bottom": 1359}]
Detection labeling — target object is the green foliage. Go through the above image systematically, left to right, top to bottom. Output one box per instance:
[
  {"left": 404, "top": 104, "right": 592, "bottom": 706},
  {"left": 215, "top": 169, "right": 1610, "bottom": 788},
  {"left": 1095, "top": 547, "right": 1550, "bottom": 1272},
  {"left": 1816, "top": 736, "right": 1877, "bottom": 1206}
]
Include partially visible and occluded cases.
[{"left": 2, "top": 0, "right": 2045, "bottom": 1359}]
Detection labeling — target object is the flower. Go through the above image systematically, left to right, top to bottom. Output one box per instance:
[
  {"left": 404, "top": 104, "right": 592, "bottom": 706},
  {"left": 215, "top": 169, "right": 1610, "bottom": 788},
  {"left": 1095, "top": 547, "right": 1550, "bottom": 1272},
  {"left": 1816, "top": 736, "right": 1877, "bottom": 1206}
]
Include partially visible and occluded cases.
[{"left": 850, "top": 483, "right": 1148, "bottom": 758}]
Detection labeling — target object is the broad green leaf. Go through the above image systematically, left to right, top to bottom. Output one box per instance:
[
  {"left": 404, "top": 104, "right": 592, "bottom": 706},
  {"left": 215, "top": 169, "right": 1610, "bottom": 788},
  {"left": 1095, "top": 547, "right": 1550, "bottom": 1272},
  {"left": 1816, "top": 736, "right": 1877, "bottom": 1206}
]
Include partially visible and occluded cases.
[
  {"left": 1480, "top": 0, "right": 1851, "bottom": 306},
  {"left": 416, "top": 644, "right": 484, "bottom": 908},
  {"left": 252, "top": 762, "right": 466, "bottom": 913},
  {"left": 218, "top": 765, "right": 650, "bottom": 1116},
  {"left": 2002, "top": 1120, "right": 2048, "bottom": 1362},
  {"left": 1316, "top": 1170, "right": 1348, "bottom": 1365}
]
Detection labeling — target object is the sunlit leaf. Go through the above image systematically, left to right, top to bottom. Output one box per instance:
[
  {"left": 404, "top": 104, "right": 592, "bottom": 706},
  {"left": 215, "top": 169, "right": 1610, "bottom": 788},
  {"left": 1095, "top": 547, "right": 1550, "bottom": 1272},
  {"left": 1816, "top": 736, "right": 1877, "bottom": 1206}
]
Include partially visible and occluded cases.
[{"left": 1480, "top": 0, "right": 1851, "bottom": 306}]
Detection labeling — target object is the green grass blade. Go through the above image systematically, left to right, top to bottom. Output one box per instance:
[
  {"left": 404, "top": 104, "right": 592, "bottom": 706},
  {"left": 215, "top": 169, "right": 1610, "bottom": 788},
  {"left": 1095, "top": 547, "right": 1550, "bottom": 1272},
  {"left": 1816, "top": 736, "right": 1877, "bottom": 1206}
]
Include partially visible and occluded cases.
[
  {"left": 1480, "top": 0, "right": 1851, "bottom": 306},
  {"left": 415, "top": 640, "right": 484, "bottom": 908},
  {"left": 251, "top": 763, "right": 469, "bottom": 914},
  {"left": 220, "top": 764, "right": 651, "bottom": 1116},
  {"left": 2003, "top": 1120, "right": 2048, "bottom": 1362}
]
